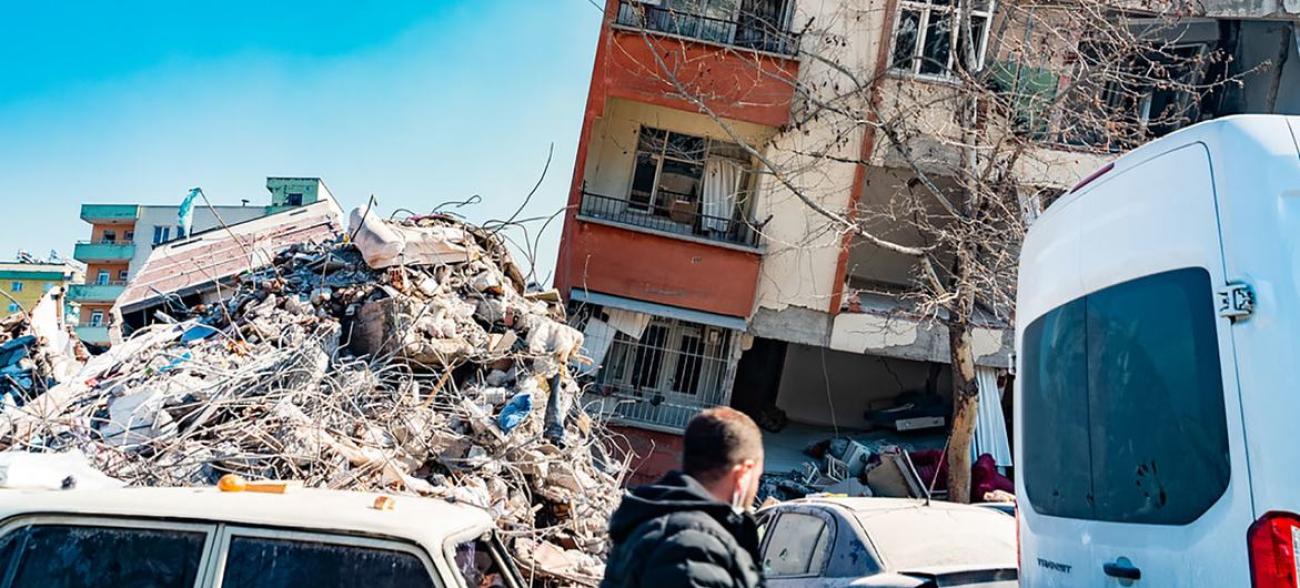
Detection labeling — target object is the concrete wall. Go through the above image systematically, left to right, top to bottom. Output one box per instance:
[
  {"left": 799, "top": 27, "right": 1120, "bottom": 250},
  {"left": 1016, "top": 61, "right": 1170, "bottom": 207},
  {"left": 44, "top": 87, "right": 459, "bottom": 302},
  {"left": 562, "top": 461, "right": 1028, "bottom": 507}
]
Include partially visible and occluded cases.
[
  {"left": 750, "top": 0, "right": 884, "bottom": 316},
  {"left": 266, "top": 178, "right": 332, "bottom": 208},
  {"left": 130, "top": 205, "right": 266, "bottom": 277},
  {"left": 774, "top": 343, "right": 951, "bottom": 429}
]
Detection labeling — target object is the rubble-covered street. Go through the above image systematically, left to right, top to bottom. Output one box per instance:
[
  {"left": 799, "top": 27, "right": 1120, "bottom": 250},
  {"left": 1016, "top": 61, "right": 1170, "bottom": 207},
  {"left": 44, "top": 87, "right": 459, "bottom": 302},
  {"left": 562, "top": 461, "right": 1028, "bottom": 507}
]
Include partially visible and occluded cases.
[{"left": 0, "top": 210, "right": 622, "bottom": 585}]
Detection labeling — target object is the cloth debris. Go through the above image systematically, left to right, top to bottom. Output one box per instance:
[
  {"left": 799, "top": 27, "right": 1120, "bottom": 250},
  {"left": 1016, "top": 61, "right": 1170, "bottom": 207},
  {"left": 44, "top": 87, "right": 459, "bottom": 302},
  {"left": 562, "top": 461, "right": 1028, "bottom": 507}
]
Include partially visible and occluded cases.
[{"left": 0, "top": 209, "right": 627, "bottom": 581}]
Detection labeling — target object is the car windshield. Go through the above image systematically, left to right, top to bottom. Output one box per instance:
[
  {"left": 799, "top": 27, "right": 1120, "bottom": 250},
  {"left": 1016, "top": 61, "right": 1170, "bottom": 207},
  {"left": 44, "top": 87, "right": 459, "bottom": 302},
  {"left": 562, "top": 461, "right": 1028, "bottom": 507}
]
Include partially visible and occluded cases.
[{"left": 851, "top": 504, "right": 1016, "bottom": 571}]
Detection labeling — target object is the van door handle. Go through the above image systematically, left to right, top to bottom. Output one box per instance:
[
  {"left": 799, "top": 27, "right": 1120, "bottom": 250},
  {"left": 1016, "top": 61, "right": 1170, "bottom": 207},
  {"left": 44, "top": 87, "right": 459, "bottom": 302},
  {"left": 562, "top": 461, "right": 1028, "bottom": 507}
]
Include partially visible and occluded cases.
[{"left": 1103, "top": 560, "right": 1142, "bottom": 581}]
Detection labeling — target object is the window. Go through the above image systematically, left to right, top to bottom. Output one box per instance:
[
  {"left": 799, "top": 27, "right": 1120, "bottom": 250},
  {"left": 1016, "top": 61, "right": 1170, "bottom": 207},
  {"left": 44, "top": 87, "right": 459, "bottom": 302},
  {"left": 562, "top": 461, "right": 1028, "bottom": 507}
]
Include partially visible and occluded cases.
[
  {"left": 890, "top": 0, "right": 993, "bottom": 78},
  {"left": 628, "top": 127, "right": 751, "bottom": 225},
  {"left": 287, "top": 192, "right": 304, "bottom": 206},
  {"left": 153, "top": 225, "right": 171, "bottom": 245},
  {"left": 177, "top": 225, "right": 185, "bottom": 239},
  {"left": 100, "top": 229, "right": 116, "bottom": 243},
  {"left": 124, "top": 230, "right": 135, "bottom": 241},
  {"left": 1022, "top": 268, "right": 1230, "bottom": 524},
  {"left": 119, "top": 269, "right": 130, "bottom": 282},
  {"left": 96, "top": 270, "right": 110, "bottom": 285},
  {"left": 9, "top": 282, "right": 21, "bottom": 292},
  {"left": 6, "top": 303, "right": 19, "bottom": 313},
  {"left": 90, "top": 310, "right": 104, "bottom": 327},
  {"left": 592, "top": 313, "right": 736, "bottom": 430},
  {"left": 762, "top": 512, "right": 832, "bottom": 577},
  {"left": 0, "top": 523, "right": 205, "bottom": 588},
  {"left": 221, "top": 535, "right": 434, "bottom": 588},
  {"left": 454, "top": 536, "right": 512, "bottom": 588}
]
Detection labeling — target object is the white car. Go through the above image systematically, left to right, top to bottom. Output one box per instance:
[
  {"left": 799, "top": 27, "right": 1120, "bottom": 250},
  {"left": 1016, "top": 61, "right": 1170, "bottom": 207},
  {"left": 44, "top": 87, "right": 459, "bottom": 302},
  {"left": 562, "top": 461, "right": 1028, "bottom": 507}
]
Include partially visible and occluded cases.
[
  {"left": 1017, "top": 115, "right": 1300, "bottom": 586},
  {"left": 0, "top": 485, "right": 524, "bottom": 588},
  {"left": 758, "top": 496, "right": 1017, "bottom": 587}
]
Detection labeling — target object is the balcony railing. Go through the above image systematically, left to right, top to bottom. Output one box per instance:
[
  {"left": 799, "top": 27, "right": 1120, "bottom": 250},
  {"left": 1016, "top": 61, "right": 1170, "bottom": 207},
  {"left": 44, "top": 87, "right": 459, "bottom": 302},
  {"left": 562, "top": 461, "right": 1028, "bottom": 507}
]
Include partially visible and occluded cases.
[
  {"left": 614, "top": 0, "right": 798, "bottom": 57},
  {"left": 578, "top": 190, "right": 760, "bottom": 248},
  {"left": 73, "top": 241, "right": 135, "bottom": 262},
  {"left": 67, "top": 283, "right": 127, "bottom": 303},
  {"left": 74, "top": 324, "right": 110, "bottom": 344}
]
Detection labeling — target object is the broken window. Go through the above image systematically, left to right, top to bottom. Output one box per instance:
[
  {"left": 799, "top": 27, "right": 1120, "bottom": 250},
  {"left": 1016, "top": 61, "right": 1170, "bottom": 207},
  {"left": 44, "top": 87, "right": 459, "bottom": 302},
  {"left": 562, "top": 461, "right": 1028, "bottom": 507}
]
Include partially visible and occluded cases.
[
  {"left": 614, "top": 0, "right": 795, "bottom": 54},
  {"left": 891, "top": 0, "right": 993, "bottom": 78},
  {"left": 627, "top": 127, "right": 753, "bottom": 227},
  {"left": 287, "top": 192, "right": 304, "bottom": 206}
]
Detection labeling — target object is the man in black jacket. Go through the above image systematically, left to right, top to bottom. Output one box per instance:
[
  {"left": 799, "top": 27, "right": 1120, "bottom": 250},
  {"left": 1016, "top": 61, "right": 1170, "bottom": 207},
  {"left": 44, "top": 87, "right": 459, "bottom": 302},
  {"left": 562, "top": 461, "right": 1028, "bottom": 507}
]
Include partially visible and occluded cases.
[{"left": 601, "top": 407, "right": 765, "bottom": 588}]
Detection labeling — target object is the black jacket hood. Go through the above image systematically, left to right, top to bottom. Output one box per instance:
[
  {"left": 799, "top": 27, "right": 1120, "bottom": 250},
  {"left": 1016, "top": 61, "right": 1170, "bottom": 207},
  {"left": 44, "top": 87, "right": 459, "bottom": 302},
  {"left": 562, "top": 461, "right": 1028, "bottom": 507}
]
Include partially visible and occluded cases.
[{"left": 608, "top": 471, "right": 748, "bottom": 543}]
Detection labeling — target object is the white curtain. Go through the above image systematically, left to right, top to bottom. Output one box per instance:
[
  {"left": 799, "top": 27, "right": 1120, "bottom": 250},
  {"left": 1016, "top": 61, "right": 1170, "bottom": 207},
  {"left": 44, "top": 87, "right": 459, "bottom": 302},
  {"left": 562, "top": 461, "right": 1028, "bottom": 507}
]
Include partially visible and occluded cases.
[
  {"left": 701, "top": 158, "right": 743, "bottom": 233},
  {"left": 605, "top": 308, "right": 650, "bottom": 340},
  {"left": 579, "top": 318, "right": 617, "bottom": 376},
  {"left": 971, "top": 366, "right": 1013, "bottom": 468}
]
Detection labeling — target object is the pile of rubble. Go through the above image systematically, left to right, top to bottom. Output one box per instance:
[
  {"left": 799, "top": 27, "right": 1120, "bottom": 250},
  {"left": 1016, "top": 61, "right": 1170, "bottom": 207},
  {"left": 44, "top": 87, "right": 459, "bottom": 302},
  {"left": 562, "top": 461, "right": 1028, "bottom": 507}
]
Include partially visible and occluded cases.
[{"left": 0, "top": 210, "right": 625, "bottom": 585}]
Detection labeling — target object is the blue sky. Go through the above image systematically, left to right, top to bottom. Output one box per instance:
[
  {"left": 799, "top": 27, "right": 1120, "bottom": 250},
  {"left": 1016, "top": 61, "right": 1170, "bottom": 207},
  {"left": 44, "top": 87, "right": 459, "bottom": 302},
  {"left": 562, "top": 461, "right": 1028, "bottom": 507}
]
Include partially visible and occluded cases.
[{"left": 0, "top": 1, "right": 601, "bottom": 284}]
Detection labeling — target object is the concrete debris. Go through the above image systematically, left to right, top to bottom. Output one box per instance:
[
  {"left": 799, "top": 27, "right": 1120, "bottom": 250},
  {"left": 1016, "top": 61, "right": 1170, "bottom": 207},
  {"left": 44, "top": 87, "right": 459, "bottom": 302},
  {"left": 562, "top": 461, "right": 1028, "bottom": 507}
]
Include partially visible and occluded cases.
[{"left": 0, "top": 210, "right": 628, "bottom": 579}]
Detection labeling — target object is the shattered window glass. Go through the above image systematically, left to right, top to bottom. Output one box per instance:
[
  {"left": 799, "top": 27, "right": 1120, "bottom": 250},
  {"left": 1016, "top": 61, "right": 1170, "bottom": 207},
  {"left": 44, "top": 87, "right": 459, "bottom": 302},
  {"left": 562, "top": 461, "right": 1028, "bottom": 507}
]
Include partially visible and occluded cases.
[
  {"left": 0, "top": 523, "right": 205, "bottom": 588},
  {"left": 221, "top": 535, "right": 434, "bottom": 588}
]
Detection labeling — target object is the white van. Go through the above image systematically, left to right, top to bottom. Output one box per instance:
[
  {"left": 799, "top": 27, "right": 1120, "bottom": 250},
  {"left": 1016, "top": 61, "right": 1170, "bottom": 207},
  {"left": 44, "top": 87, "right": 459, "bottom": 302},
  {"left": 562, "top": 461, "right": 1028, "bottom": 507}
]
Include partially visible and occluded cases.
[{"left": 1016, "top": 115, "right": 1300, "bottom": 587}]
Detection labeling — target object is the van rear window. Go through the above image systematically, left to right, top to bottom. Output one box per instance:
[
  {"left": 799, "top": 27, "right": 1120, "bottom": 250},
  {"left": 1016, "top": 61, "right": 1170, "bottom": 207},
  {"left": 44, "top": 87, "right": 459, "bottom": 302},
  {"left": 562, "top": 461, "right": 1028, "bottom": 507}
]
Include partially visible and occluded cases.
[{"left": 1023, "top": 267, "right": 1230, "bottom": 524}]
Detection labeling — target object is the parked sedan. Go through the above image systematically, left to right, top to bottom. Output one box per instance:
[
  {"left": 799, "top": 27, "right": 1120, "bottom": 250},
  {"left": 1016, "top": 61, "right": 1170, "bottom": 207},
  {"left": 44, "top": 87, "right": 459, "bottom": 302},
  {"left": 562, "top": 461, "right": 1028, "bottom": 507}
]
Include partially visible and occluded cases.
[{"left": 758, "top": 496, "right": 1016, "bottom": 587}]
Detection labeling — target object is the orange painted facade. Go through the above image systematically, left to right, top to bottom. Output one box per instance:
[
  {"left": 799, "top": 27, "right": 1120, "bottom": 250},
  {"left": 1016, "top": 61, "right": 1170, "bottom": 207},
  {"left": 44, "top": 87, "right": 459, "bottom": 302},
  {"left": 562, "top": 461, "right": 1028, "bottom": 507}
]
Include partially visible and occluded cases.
[
  {"left": 556, "top": 0, "right": 786, "bottom": 320},
  {"left": 603, "top": 29, "right": 799, "bottom": 128},
  {"left": 559, "top": 221, "right": 760, "bottom": 318},
  {"left": 90, "top": 222, "right": 135, "bottom": 244},
  {"left": 85, "top": 263, "right": 129, "bottom": 284},
  {"left": 79, "top": 304, "right": 111, "bottom": 324},
  {"left": 610, "top": 424, "right": 684, "bottom": 486}
]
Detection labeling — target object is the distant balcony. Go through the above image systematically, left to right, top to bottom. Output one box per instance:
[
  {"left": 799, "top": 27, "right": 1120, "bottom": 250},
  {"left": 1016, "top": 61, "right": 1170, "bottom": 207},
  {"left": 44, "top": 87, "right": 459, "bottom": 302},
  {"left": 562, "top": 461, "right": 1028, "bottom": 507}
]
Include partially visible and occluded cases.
[
  {"left": 614, "top": 1, "right": 798, "bottom": 56},
  {"left": 578, "top": 190, "right": 760, "bottom": 249},
  {"left": 80, "top": 204, "right": 139, "bottom": 223},
  {"left": 73, "top": 241, "right": 135, "bottom": 262},
  {"left": 67, "top": 283, "right": 126, "bottom": 303},
  {"left": 74, "top": 325, "right": 110, "bottom": 344}
]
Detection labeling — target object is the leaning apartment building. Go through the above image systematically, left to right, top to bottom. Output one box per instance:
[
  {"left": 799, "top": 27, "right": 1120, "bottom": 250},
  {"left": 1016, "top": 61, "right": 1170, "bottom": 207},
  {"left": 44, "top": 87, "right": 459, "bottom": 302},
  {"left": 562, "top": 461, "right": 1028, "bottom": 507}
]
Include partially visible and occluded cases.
[{"left": 555, "top": 0, "right": 1300, "bottom": 480}]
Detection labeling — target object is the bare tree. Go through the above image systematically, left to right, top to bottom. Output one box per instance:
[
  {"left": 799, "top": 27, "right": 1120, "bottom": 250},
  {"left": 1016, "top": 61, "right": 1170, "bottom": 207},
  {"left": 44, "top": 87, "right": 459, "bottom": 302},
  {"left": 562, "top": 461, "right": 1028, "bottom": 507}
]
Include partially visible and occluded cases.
[{"left": 613, "top": 0, "right": 1245, "bottom": 500}]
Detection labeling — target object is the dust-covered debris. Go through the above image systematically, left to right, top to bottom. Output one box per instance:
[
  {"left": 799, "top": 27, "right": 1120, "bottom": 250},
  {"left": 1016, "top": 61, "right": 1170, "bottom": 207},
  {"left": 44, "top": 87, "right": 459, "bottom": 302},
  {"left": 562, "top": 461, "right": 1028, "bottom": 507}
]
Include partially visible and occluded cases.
[{"left": 0, "top": 209, "right": 627, "bottom": 584}]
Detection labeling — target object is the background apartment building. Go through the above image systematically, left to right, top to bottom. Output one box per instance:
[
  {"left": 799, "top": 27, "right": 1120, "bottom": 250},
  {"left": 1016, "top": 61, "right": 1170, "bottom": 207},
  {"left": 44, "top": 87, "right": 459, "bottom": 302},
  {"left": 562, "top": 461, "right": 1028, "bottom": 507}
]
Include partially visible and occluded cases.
[
  {"left": 556, "top": 0, "right": 1300, "bottom": 480},
  {"left": 69, "top": 177, "right": 333, "bottom": 346},
  {"left": 0, "top": 260, "right": 82, "bottom": 320}
]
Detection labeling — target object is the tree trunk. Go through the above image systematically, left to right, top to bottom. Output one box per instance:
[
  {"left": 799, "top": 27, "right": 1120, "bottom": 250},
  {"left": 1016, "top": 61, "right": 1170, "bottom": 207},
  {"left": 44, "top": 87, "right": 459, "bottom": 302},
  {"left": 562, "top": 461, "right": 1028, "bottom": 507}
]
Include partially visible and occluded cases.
[{"left": 947, "top": 318, "right": 980, "bottom": 504}]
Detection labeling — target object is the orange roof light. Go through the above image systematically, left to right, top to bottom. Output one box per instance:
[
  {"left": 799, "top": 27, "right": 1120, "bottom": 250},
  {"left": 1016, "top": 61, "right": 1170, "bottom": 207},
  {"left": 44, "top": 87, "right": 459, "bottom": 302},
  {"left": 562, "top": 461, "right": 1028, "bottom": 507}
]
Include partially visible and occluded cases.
[{"left": 217, "top": 474, "right": 294, "bottom": 494}]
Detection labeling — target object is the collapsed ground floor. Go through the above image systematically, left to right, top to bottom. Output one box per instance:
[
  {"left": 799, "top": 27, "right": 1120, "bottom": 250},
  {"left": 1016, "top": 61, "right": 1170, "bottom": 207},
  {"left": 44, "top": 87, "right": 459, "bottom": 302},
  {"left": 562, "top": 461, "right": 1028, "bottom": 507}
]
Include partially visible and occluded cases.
[{"left": 571, "top": 292, "right": 1015, "bottom": 497}]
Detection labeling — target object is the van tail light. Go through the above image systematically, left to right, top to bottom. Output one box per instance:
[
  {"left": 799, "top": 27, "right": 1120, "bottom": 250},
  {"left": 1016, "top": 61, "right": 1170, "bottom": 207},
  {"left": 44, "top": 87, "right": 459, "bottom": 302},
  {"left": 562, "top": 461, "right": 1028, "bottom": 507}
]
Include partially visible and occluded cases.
[{"left": 1248, "top": 511, "right": 1300, "bottom": 587}]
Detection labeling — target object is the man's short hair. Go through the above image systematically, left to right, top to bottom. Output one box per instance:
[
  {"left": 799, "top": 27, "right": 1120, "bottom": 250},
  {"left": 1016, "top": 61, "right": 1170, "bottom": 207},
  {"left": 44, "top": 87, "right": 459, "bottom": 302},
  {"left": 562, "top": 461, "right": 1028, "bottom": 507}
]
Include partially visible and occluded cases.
[{"left": 682, "top": 407, "right": 763, "bottom": 482}]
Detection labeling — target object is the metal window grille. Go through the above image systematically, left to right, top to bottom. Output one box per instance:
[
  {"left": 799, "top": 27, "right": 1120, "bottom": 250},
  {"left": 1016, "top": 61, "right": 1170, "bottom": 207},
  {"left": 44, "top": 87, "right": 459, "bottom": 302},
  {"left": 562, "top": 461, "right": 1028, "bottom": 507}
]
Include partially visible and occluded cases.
[{"left": 582, "top": 315, "right": 737, "bottom": 431}]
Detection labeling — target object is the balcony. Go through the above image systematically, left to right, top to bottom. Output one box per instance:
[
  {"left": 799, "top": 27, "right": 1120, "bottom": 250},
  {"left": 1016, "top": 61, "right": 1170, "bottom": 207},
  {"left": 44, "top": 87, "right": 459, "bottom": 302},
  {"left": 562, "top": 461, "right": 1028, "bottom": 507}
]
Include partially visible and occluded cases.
[
  {"left": 613, "top": 0, "right": 798, "bottom": 56},
  {"left": 602, "top": 2, "right": 800, "bottom": 128},
  {"left": 578, "top": 190, "right": 759, "bottom": 249},
  {"left": 80, "top": 204, "right": 139, "bottom": 223},
  {"left": 73, "top": 241, "right": 135, "bottom": 263},
  {"left": 67, "top": 283, "right": 126, "bottom": 303},
  {"left": 74, "top": 325, "right": 110, "bottom": 344}
]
